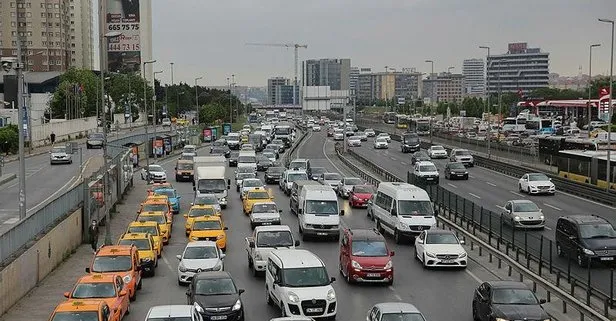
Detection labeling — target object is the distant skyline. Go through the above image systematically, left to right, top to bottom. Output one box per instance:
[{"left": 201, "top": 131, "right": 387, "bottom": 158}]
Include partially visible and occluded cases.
[{"left": 98, "top": 0, "right": 616, "bottom": 87}]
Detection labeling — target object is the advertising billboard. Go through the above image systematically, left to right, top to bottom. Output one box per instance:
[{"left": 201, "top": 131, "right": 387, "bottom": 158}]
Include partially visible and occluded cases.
[{"left": 106, "top": 0, "right": 141, "bottom": 73}]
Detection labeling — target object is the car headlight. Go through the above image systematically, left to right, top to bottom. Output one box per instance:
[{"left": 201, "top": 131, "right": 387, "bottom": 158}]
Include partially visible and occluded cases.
[
  {"left": 451, "top": 171, "right": 456, "bottom": 174},
  {"left": 463, "top": 171, "right": 468, "bottom": 174},
  {"left": 352, "top": 195, "right": 359, "bottom": 200},
  {"left": 220, "top": 197, "right": 227, "bottom": 203},
  {"left": 539, "top": 215, "right": 545, "bottom": 220},
  {"left": 514, "top": 216, "right": 521, "bottom": 221},
  {"left": 396, "top": 222, "right": 409, "bottom": 230},
  {"left": 217, "top": 234, "right": 225, "bottom": 240},
  {"left": 191, "top": 237, "right": 199, "bottom": 241},
  {"left": 583, "top": 248, "right": 595, "bottom": 255},
  {"left": 254, "top": 251, "right": 263, "bottom": 260},
  {"left": 426, "top": 252, "right": 436, "bottom": 258},
  {"left": 459, "top": 252, "right": 467, "bottom": 258},
  {"left": 142, "top": 257, "right": 152, "bottom": 262},
  {"left": 351, "top": 260, "right": 362, "bottom": 269},
  {"left": 384, "top": 260, "right": 393, "bottom": 270},
  {"left": 213, "top": 261, "right": 223, "bottom": 271},
  {"left": 179, "top": 264, "right": 187, "bottom": 272},
  {"left": 123, "top": 275, "right": 132, "bottom": 283},
  {"left": 326, "top": 289, "right": 336, "bottom": 301},
  {"left": 288, "top": 292, "right": 300, "bottom": 303},
  {"left": 232, "top": 299, "right": 242, "bottom": 311},
  {"left": 495, "top": 318, "right": 509, "bottom": 321}
]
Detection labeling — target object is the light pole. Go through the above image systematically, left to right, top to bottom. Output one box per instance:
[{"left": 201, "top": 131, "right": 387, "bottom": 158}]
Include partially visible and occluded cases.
[
  {"left": 599, "top": 18, "right": 614, "bottom": 191},
  {"left": 588, "top": 44, "right": 601, "bottom": 137},
  {"left": 480, "top": 45, "right": 492, "bottom": 154},
  {"left": 142, "top": 59, "right": 156, "bottom": 184},
  {"left": 425, "top": 60, "right": 435, "bottom": 126},
  {"left": 153, "top": 70, "right": 163, "bottom": 140},
  {"left": 231, "top": 74, "right": 236, "bottom": 121},
  {"left": 195, "top": 76, "right": 203, "bottom": 125},
  {"left": 227, "top": 77, "right": 232, "bottom": 123}
]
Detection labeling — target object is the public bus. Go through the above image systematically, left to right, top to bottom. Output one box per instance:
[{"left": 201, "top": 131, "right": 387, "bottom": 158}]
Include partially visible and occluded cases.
[
  {"left": 382, "top": 112, "right": 396, "bottom": 124},
  {"left": 395, "top": 114, "right": 409, "bottom": 129},
  {"left": 502, "top": 116, "right": 527, "bottom": 132},
  {"left": 410, "top": 118, "right": 431, "bottom": 135}
]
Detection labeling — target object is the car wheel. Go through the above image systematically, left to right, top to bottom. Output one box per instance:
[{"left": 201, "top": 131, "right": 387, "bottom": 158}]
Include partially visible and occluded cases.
[
  {"left": 518, "top": 184, "right": 523, "bottom": 192},
  {"left": 527, "top": 186, "right": 531, "bottom": 194},
  {"left": 376, "top": 219, "right": 384, "bottom": 233},
  {"left": 394, "top": 229, "right": 404, "bottom": 244},
  {"left": 556, "top": 243, "right": 564, "bottom": 257},
  {"left": 414, "top": 247, "right": 420, "bottom": 261},
  {"left": 577, "top": 252, "right": 588, "bottom": 267},
  {"left": 248, "top": 254, "right": 253, "bottom": 268},
  {"left": 422, "top": 255, "right": 428, "bottom": 269},
  {"left": 252, "top": 263, "right": 259, "bottom": 276},
  {"left": 345, "top": 267, "right": 353, "bottom": 284},
  {"left": 136, "top": 278, "right": 142, "bottom": 290},
  {"left": 178, "top": 279, "right": 183, "bottom": 286},
  {"left": 265, "top": 286, "right": 273, "bottom": 306},
  {"left": 129, "top": 289, "right": 137, "bottom": 302},
  {"left": 280, "top": 302, "right": 287, "bottom": 317},
  {"left": 472, "top": 302, "right": 480, "bottom": 321},
  {"left": 125, "top": 303, "right": 130, "bottom": 315}
]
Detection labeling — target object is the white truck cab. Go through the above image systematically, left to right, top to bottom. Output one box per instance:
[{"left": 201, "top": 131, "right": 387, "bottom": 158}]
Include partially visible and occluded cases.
[
  {"left": 193, "top": 166, "right": 230, "bottom": 208},
  {"left": 298, "top": 185, "right": 343, "bottom": 241},
  {"left": 245, "top": 225, "right": 299, "bottom": 276}
]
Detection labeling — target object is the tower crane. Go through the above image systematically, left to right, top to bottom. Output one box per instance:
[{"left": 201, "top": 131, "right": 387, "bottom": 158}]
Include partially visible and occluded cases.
[{"left": 246, "top": 43, "right": 308, "bottom": 109}]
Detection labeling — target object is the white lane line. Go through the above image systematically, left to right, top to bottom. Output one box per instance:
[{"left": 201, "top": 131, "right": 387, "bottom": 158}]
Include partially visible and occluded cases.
[
  {"left": 322, "top": 138, "right": 347, "bottom": 176},
  {"left": 390, "top": 157, "right": 396, "bottom": 161},
  {"left": 401, "top": 162, "right": 407, "bottom": 165},
  {"left": 469, "top": 175, "right": 475, "bottom": 179},
  {"left": 27, "top": 176, "right": 76, "bottom": 213},
  {"left": 486, "top": 182, "right": 497, "bottom": 187},
  {"left": 447, "top": 183, "right": 458, "bottom": 189},
  {"left": 510, "top": 191, "right": 524, "bottom": 197},
  {"left": 469, "top": 192, "right": 481, "bottom": 199},
  {"left": 565, "top": 192, "right": 616, "bottom": 210},
  {"left": 543, "top": 203, "right": 562, "bottom": 211},
  {"left": 2, "top": 218, "right": 19, "bottom": 225},
  {"left": 544, "top": 226, "right": 553, "bottom": 231},
  {"left": 161, "top": 253, "right": 176, "bottom": 273},
  {"left": 465, "top": 269, "right": 483, "bottom": 284},
  {"left": 387, "top": 286, "right": 402, "bottom": 300}
]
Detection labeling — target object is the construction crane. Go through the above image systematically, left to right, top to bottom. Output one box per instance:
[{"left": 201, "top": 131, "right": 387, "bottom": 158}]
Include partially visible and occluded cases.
[{"left": 246, "top": 43, "right": 308, "bottom": 108}]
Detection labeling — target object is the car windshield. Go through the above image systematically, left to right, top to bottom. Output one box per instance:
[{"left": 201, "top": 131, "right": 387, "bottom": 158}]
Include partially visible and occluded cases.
[
  {"left": 88, "top": 134, "right": 103, "bottom": 140},
  {"left": 350, "top": 137, "right": 361, "bottom": 141},
  {"left": 376, "top": 138, "right": 387, "bottom": 143},
  {"left": 432, "top": 146, "right": 445, "bottom": 151},
  {"left": 52, "top": 147, "right": 66, "bottom": 153},
  {"left": 183, "top": 147, "right": 196, "bottom": 153},
  {"left": 211, "top": 148, "right": 226, "bottom": 154},
  {"left": 455, "top": 150, "right": 470, "bottom": 155},
  {"left": 414, "top": 152, "right": 429, "bottom": 158},
  {"left": 263, "top": 153, "right": 276, "bottom": 159},
  {"left": 238, "top": 156, "right": 256, "bottom": 163},
  {"left": 290, "top": 161, "right": 307, "bottom": 169},
  {"left": 177, "top": 163, "right": 193, "bottom": 170},
  {"left": 449, "top": 163, "right": 466, "bottom": 170},
  {"left": 419, "top": 165, "right": 437, "bottom": 172},
  {"left": 148, "top": 166, "right": 164, "bottom": 173},
  {"left": 237, "top": 166, "right": 254, "bottom": 173},
  {"left": 268, "top": 167, "right": 285, "bottom": 174},
  {"left": 311, "top": 167, "right": 326, "bottom": 175},
  {"left": 238, "top": 173, "right": 256, "bottom": 180},
  {"left": 288, "top": 173, "right": 308, "bottom": 182},
  {"left": 324, "top": 173, "right": 342, "bottom": 181},
  {"left": 528, "top": 174, "right": 549, "bottom": 181},
  {"left": 344, "top": 178, "right": 362, "bottom": 186},
  {"left": 198, "top": 179, "right": 226, "bottom": 193},
  {"left": 243, "top": 180, "right": 262, "bottom": 187},
  {"left": 353, "top": 186, "right": 373, "bottom": 194},
  {"left": 154, "top": 190, "right": 176, "bottom": 198},
  {"left": 248, "top": 191, "right": 270, "bottom": 199},
  {"left": 194, "top": 195, "right": 218, "bottom": 205},
  {"left": 306, "top": 200, "right": 338, "bottom": 215},
  {"left": 398, "top": 200, "right": 434, "bottom": 216},
  {"left": 513, "top": 202, "right": 540, "bottom": 212},
  {"left": 252, "top": 203, "right": 277, "bottom": 213},
  {"left": 142, "top": 204, "right": 168, "bottom": 213},
  {"left": 189, "top": 208, "right": 216, "bottom": 217},
  {"left": 138, "top": 215, "right": 166, "bottom": 224},
  {"left": 193, "top": 221, "right": 222, "bottom": 230},
  {"left": 579, "top": 223, "right": 616, "bottom": 239},
  {"left": 128, "top": 226, "right": 158, "bottom": 236},
  {"left": 256, "top": 231, "right": 294, "bottom": 247},
  {"left": 426, "top": 233, "right": 459, "bottom": 244},
  {"left": 118, "top": 239, "right": 151, "bottom": 250},
  {"left": 351, "top": 240, "right": 388, "bottom": 256},
  {"left": 183, "top": 246, "right": 218, "bottom": 259},
  {"left": 91, "top": 255, "right": 132, "bottom": 273},
  {"left": 282, "top": 267, "right": 330, "bottom": 287},
  {"left": 195, "top": 278, "right": 237, "bottom": 295},
  {"left": 71, "top": 283, "right": 116, "bottom": 298},
  {"left": 492, "top": 288, "right": 538, "bottom": 305},
  {"left": 51, "top": 312, "right": 99, "bottom": 321},
  {"left": 381, "top": 313, "right": 426, "bottom": 321}
]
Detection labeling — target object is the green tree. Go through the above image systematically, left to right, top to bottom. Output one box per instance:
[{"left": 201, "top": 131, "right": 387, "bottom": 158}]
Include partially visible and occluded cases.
[
  {"left": 50, "top": 69, "right": 99, "bottom": 119},
  {"left": 105, "top": 72, "right": 150, "bottom": 122},
  {"left": 0, "top": 125, "right": 19, "bottom": 154}
]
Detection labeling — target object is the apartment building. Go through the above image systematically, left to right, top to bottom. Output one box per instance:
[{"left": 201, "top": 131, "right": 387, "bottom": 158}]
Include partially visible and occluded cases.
[
  {"left": 486, "top": 42, "right": 549, "bottom": 95},
  {"left": 422, "top": 73, "right": 464, "bottom": 103}
]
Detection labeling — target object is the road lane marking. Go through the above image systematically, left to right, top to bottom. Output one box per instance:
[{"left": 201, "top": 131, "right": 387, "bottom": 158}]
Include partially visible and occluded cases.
[
  {"left": 322, "top": 138, "right": 347, "bottom": 176},
  {"left": 390, "top": 157, "right": 396, "bottom": 161},
  {"left": 401, "top": 162, "right": 407, "bottom": 165},
  {"left": 27, "top": 175, "right": 76, "bottom": 213},
  {"left": 469, "top": 175, "right": 475, "bottom": 178},
  {"left": 486, "top": 182, "right": 497, "bottom": 187},
  {"left": 447, "top": 183, "right": 458, "bottom": 189},
  {"left": 509, "top": 191, "right": 524, "bottom": 197},
  {"left": 469, "top": 193, "right": 481, "bottom": 199},
  {"left": 543, "top": 203, "right": 562, "bottom": 211},
  {"left": 2, "top": 218, "right": 19, "bottom": 225},
  {"left": 544, "top": 226, "right": 552, "bottom": 231},
  {"left": 161, "top": 253, "right": 176, "bottom": 273},
  {"left": 465, "top": 269, "right": 483, "bottom": 284}
]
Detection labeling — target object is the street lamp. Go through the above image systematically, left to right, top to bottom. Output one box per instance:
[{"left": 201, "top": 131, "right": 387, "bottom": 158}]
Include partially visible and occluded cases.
[
  {"left": 599, "top": 18, "right": 614, "bottom": 191},
  {"left": 588, "top": 44, "right": 601, "bottom": 138},
  {"left": 480, "top": 45, "right": 492, "bottom": 155},
  {"left": 142, "top": 59, "right": 156, "bottom": 185},
  {"left": 153, "top": 70, "right": 163, "bottom": 131},
  {"left": 195, "top": 76, "right": 203, "bottom": 125},
  {"left": 227, "top": 77, "right": 232, "bottom": 123}
]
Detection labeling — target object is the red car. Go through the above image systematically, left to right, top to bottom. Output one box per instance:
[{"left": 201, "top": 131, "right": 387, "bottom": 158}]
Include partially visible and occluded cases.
[
  {"left": 349, "top": 185, "right": 375, "bottom": 208},
  {"left": 339, "top": 228, "right": 394, "bottom": 284}
]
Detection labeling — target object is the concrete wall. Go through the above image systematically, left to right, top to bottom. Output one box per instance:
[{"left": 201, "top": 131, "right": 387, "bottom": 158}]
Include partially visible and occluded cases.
[{"left": 0, "top": 208, "right": 83, "bottom": 316}]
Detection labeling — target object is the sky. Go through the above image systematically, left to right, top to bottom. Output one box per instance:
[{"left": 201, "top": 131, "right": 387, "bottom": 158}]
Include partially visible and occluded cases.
[{"left": 123, "top": 0, "right": 616, "bottom": 86}]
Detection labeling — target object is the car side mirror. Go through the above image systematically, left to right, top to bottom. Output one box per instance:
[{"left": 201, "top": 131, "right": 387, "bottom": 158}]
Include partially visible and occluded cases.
[
  {"left": 174, "top": 167, "right": 177, "bottom": 170},
  {"left": 227, "top": 179, "right": 231, "bottom": 185},
  {"left": 193, "top": 186, "right": 196, "bottom": 191},
  {"left": 279, "top": 209, "right": 283, "bottom": 213},
  {"left": 298, "top": 209, "right": 303, "bottom": 214},
  {"left": 391, "top": 209, "right": 397, "bottom": 216},
  {"left": 339, "top": 210, "right": 345, "bottom": 216},
  {"left": 224, "top": 227, "right": 228, "bottom": 230},
  {"left": 249, "top": 240, "right": 255, "bottom": 248},
  {"left": 294, "top": 240, "right": 300, "bottom": 246},
  {"left": 460, "top": 240, "right": 465, "bottom": 245},
  {"left": 389, "top": 251, "right": 395, "bottom": 256},
  {"left": 221, "top": 253, "right": 226, "bottom": 259},
  {"left": 176, "top": 254, "right": 182, "bottom": 260},
  {"left": 85, "top": 267, "right": 90, "bottom": 273},
  {"left": 330, "top": 277, "right": 336, "bottom": 283},
  {"left": 238, "top": 289, "right": 245, "bottom": 295},
  {"left": 119, "top": 290, "right": 128, "bottom": 296},
  {"left": 63, "top": 291, "right": 70, "bottom": 298},
  {"left": 539, "top": 299, "right": 546, "bottom": 304}
]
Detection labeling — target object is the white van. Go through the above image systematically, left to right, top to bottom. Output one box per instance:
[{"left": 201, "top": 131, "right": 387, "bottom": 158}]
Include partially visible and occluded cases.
[
  {"left": 238, "top": 150, "right": 257, "bottom": 172},
  {"left": 193, "top": 166, "right": 230, "bottom": 208},
  {"left": 367, "top": 182, "right": 436, "bottom": 244},
  {"left": 298, "top": 185, "right": 344, "bottom": 241},
  {"left": 265, "top": 249, "right": 337, "bottom": 319}
]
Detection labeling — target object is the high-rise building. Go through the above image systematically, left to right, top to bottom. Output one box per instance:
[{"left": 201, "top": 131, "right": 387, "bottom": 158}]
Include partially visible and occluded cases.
[
  {"left": 0, "top": 0, "right": 94, "bottom": 71},
  {"left": 486, "top": 42, "right": 549, "bottom": 95},
  {"left": 303, "top": 58, "right": 351, "bottom": 90},
  {"left": 462, "top": 58, "right": 485, "bottom": 97},
  {"left": 350, "top": 67, "right": 359, "bottom": 96},
  {"left": 357, "top": 70, "right": 422, "bottom": 104},
  {"left": 422, "top": 73, "right": 465, "bottom": 103},
  {"left": 267, "top": 77, "right": 298, "bottom": 105}
]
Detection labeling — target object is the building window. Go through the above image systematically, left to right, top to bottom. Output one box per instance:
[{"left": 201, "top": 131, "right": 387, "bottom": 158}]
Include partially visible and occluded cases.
[
  {"left": 10, "top": 2, "right": 15, "bottom": 8},
  {"left": 40, "top": 3, "right": 44, "bottom": 8},
  {"left": 54, "top": 4, "right": 59, "bottom": 8},
  {"left": 11, "top": 12, "right": 15, "bottom": 17},
  {"left": 26, "top": 12, "right": 31, "bottom": 18},
  {"left": 55, "top": 13, "right": 60, "bottom": 18},
  {"left": 27, "top": 31, "right": 32, "bottom": 36},
  {"left": 41, "top": 31, "right": 45, "bottom": 36},
  {"left": 42, "top": 60, "right": 47, "bottom": 65},
  {"left": 49, "top": 60, "right": 54, "bottom": 65},
  {"left": 56, "top": 60, "right": 61, "bottom": 65}
]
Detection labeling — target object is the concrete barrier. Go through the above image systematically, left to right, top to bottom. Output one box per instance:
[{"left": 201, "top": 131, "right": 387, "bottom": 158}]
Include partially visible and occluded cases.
[{"left": 0, "top": 208, "right": 82, "bottom": 316}]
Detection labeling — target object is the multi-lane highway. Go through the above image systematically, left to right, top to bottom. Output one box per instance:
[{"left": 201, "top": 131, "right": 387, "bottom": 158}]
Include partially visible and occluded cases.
[{"left": 348, "top": 130, "right": 616, "bottom": 296}]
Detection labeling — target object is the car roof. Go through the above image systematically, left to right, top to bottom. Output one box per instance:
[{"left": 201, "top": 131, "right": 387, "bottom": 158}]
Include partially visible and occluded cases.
[
  {"left": 416, "top": 161, "right": 435, "bottom": 166},
  {"left": 509, "top": 199, "right": 535, "bottom": 204},
  {"left": 194, "top": 215, "right": 222, "bottom": 222},
  {"left": 561, "top": 215, "right": 608, "bottom": 225},
  {"left": 255, "top": 225, "right": 292, "bottom": 232},
  {"left": 347, "top": 229, "right": 384, "bottom": 241},
  {"left": 424, "top": 229, "right": 456, "bottom": 235},
  {"left": 120, "top": 232, "right": 150, "bottom": 240},
  {"left": 185, "top": 240, "right": 218, "bottom": 248},
  {"left": 96, "top": 245, "right": 134, "bottom": 256},
  {"left": 270, "top": 249, "right": 323, "bottom": 268},
  {"left": 194, "top": 271, "right": 232, "bottom": 280},
  {"left": 77, "top": 273, "right": 117, "bottom": 283},
  {"left": 486, "top": 280, "right": 530, "bottom": 289},
  {"left": 54, "top": 300, "right": 104, "bottom": 313},
  {"left": 374, "top": 302, "right": 422, "bottom": 314},
  {"left": 146, "top": 305, "right": 193, "bottom": 318}
]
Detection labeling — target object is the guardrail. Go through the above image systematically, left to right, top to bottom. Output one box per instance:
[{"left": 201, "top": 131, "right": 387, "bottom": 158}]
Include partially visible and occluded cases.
[
  {"left": 356, "top": 125, "right": 616, "bottom": 206},
  {"left": 280, "top": 126, "right": 308, "bottom": 168},
  {"left": 338, "top": 145, "right": 615, "bottom": 318}
]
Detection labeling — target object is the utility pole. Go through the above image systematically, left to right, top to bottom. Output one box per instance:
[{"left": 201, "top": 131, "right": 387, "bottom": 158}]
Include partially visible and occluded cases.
[
  {"left": 599, "top": 18, "right": 614, "bottom": 191},
  {"left": 15, "top": 26, "right": 26, "bottom": 220},
  {"left": 588, "top": 44, "right": 601, "bottom": 138},
  {"left": 480, "top": 45, "right": 492, "bottom": 155},
  {"left": 143, "top": 60, "right": 156, "bottom": 183},
  {"left": 153, "top": 71, "right": 163, "bottom": 139},
  {"left": 232, "top": 74, "right": 236, "bottom": 121},
  {"left": 195, "top": 76, "right": 203, "bottom": 125},
  {"left": 227, "top": 77, "right": 232, "bottom": 123},
  {"left": 343, "top": 105, "right": 348, "bottom": 153}
]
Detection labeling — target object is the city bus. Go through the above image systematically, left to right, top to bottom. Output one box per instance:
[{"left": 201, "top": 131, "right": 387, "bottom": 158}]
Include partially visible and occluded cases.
[
  {"left": 382, "top": 112, "right": 396, "bottom": 124},
  {"left": 395, "top": 114, "right": 409, "bottom": 129},
  {"left": 502, "top": 116, "right": 527, "bottom": 132},
  {"left": 410, "top": 118, "right": 431, "bottom": 135}
]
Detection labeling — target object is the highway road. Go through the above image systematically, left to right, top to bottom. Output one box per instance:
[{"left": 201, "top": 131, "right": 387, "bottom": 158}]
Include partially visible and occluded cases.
[
  {"left": 0, "top": 125, "right": 163, "bottom": 234},
  {"left": 114, "top": 129, "right": 500, "bottom": 321},
  {"left": 348, "top": 131, "right": 616, "bottom": 297}
]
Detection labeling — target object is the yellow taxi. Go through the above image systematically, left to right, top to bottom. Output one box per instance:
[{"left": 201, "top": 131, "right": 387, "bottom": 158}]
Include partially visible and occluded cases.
[
  {"left": 241, "top": 135, "right": 249, "bottom": 144},
  {"left": 242, "top": 187, "right": 274, "bottom": 215},
  {"left": 140, "top": 195, "right": 173, "bottom": 223},
  {"left": 183, "top": 205, "right": 220, "bottom": 236},
  {"left": 137, "top": 211, "right": 171, "bottom": 244},
  {"left": 188, "top": 216, "right": 228, "bottom": 251},
  {"left": 126, "top": 220, "right": 163, "bottom": 257},
  {"left": 117, "top": 233, "right": 157, "bottom": 277},
  {"left": 86, "top": 245, "right": 141, "bottom": 302},
  {"left": 63, "top": 274, "right": 129, "bottom": 320},
  {"left": 48, "top": 300, "right": 119, "bottom": 321}
]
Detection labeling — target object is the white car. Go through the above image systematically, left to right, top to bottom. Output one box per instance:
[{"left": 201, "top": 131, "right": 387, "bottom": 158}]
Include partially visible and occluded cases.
[
  {"left": 162, "top": 118, "right": 172, "bottom": 127},
  {"left": 312, "top": 125, "right": 321, "bottom": 131},
  {"left": 364, "top": 128, "right": 376, "bottom": 137},
  {"left": 333, "top": 129, "right": 344, "bottom": 141},
  {"left": 376, "top": 133, "right": 391, "bottom": 142},
  {"left": 347, "top": 136, "right": 361, "bottom": 147},
  {"left": 373, "top": 137, "right": 389, "bottom": 149},
  {"left": 241, "top": 144, "right": 254, "bottom": 150},
  {"left": 427, "top": 145, "right": 448, "bottom": 158},
  {"left": 50, "top": 146, "right": 72, "bottom": 165},
  {"left": 413, "top": 161, "right": 439, "bottom": 185},
  {"left": 141, "top": 164, "right": 167, "bottom": 182},
  {"left": 317, "top": 172, "right": 343, "bottom": 188},
  {"left": 518, "top": 173, "right": 555, "bottom": 195},
  {"left": 336, "top": 177, "right": 362, "bottom": 199},
  {"left": 240, "top": 178, "right": 265, "bottom": 199},
  {"left": 249, "top": 202, "right": 282, "bottom": 228},
  {"left": 414, "top": 229, "right": 467, "bottom": 268},
  {"left": 177, "top": 241, "right": 225, "bottom": 285},
  {"left": 145, "top": 305, "right": 203, "bottom": 321}
]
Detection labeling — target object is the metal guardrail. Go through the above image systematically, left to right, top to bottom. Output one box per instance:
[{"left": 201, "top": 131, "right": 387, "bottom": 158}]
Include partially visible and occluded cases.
[
  {"left": 280, "top": 126, "right": 308, "bottom": 168},
  {"left": 338, "top": 144, "right": 615, "bottom": 318}
]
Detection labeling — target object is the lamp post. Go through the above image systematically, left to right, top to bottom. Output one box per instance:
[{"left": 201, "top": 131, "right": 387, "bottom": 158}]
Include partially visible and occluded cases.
[
  {"left": 599, "top": 18, "right": 614, "bottom": 191},
  {"left": 588, "top": 44, "right": 601, "bottom": 138},
  {"left": 480, "top": 45, "right": 492, "bottom": 155},
  {"left": 142, "top": 59, "right": 156, "bottom": 185},
  {"left": 153, "top": 70, "right": 163, "bottom": 140},
  {"left": 231, "top": 74, "right": 235, "bottom": 121},
  {"left": 195, "top": 76, "right": 203, "bottom": 125},
  {"left": 227, "top": 77, "right": 232, "bottom": 123}
]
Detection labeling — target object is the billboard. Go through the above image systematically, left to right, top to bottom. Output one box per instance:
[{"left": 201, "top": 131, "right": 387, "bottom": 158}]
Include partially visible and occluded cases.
[
  {"left": 106, "top": 0, "right": 141, "bottom": 73},
  {"left": 508, "top": 42, "right": 527, "bottom": 54}
]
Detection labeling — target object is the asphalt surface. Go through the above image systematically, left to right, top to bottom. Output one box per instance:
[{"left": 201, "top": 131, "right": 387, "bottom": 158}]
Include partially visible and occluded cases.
[
  {"left": 0, "top": 126, "right": 160, "bottom": 233},
  {"left": 108, "top": 129, "right": 506, "bottom": 321},
  {"left": 348, "top": 132, "right": 616, "bottom": 296}
]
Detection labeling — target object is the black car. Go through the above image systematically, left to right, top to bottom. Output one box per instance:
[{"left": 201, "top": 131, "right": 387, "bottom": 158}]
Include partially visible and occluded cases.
[
  {"left": 401, "top": 133, "right": 420, "bottom": 153},
  {"left": 271, "top": 140, "right": 286, "bottom": 153},
  {"left": 211, "top": 146, "right": 231, "bottom": 158},
  {"left": 411, "top": 151, "right": 430, "bottom": 165},
  {"left": 229, "top": 152, "right": 240, "bottom": 167},
  {"left": 256, "top": 155, "right": 273, "bottom": 171},
  {"left": 444, "top": 162, "right": 469, "bottom": 180},
  {"left": 264, "top": 167, "right": 285, "bottom": 184},
  {"left": 309, "top": 167, "right": 327, "bottom": 181},
  {"left": 555, "top": 215, "right": 616, "bottom": 267},
  {"left": 187, "top": 271, "right": 245, "bottom": 321},
  {"left": 472, "top": 281, "right": 548, "bottom": 321}
]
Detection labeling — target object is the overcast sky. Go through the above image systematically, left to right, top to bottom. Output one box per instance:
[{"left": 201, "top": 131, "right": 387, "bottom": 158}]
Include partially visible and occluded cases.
[{"left": 147, "top": 0, "right": 616, "bottom": 86}]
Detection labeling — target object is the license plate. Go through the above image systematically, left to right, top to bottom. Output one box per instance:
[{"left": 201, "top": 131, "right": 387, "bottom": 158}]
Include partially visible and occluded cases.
[
  {"left": 183, "top": 175, "right": 190, "bottom": 178},
  {"left": 426, "top": 178, "right": 433, "bottom": 180},
  {"left": 262, "top": 222, "right": 272, "bottom": 225},
  {"left": 317, "top": 232, "right": 327, "bottom": 236},
  {"left": 601, "top": 257, "right": 614, "bottom": 261},
  {"left": 441, "top": 260, "right": 454, "bottom": 263},
  {"left": 367, "top": 273, "right": 381, "bottom": 277},
  {"left": 306, "top": 308, "right": 323, "bottom": 313},
  {"left": 211, "top": 316, "right": 227, "bottom": 320}
]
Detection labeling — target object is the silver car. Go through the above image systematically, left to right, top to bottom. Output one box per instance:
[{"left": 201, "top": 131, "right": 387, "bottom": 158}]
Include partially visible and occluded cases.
[
  {"left": 86, "top": 133, "right": 104, "bottom": 149},
  {"left": 49, "top": 146, "right": 72, "bottom": 165},
  {"left": 318, "top": 172, "right": 342, "bottom": 188},
  {"left": 336, "top": 177, "right": 362, "bottom": 199},
  {"left": 191, "top": 194, "right": 221, "bottom": 213},
  {"left": 502, "top": 200, "right": 545, "bottom": 229},
  {"left": 177, "top": 241, "right": 225, "bottom": 285},
  {"left": 145, "top": 305, "right": 204, "bottom": 321}
]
